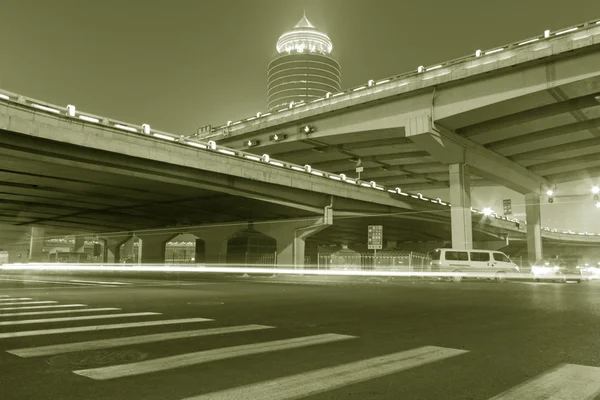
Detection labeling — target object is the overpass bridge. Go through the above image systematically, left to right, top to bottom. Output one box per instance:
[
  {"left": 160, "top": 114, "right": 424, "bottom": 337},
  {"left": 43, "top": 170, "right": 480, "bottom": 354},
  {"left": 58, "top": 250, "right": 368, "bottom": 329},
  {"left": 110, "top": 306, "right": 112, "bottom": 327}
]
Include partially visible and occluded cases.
[
  {"left": 199, "top": 17, "right": 600, "bottom": 262},
  {"left": 2, "top": 18, "right": 600, "bottom": 264}
]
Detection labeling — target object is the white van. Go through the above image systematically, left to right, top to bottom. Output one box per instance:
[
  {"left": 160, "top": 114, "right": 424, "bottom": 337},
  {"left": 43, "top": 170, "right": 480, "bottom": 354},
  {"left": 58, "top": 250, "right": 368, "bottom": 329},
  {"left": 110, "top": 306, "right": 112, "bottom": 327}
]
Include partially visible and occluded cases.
[{"left": 429, "top": 248, "right": 520, "bottom": 282}]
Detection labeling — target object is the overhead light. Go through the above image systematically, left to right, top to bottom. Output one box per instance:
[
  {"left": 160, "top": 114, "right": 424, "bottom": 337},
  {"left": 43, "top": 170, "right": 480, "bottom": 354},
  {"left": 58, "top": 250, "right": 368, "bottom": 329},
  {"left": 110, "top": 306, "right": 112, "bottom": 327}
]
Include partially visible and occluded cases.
[
  {"left": 544, "top": 30, "right": 550, "bottom": 38},
  {"left": 475, "top": 49, "right": 482, "bottom": 57},
  {"left": 417, "top": 66, "right": 424, "bottom": 73},
  {"left": 367, "top": 79, "right": 375, "bottom": 87},
  {"left": 66, "top": 104, "right": 76, "bottom": 117},
  {"left": 142, "top": 124, "right": 151, "bottom": 134},
  {"left": 302, "top": 125, "right": 314, "bottom": 133},
  {"left": 269, "top": 133, "right": 286, "bottom": 141},
  {"left": 245, "top": 139, "right": 259, "bottom": 147},
  {"left": 262, "top": 154, "right": 270, "bottom": 163},
  {"left": 592, "top": 186, "right": 600, "bottom": 194},
  {"left": 547, "top": 189, "right": 554, "bottom": 197},
  {"left": 596, "top": 202, "right": 600, "bottom": 209},
  {"left": 482, "top": 207, "right": 493, "bottom": 216}
]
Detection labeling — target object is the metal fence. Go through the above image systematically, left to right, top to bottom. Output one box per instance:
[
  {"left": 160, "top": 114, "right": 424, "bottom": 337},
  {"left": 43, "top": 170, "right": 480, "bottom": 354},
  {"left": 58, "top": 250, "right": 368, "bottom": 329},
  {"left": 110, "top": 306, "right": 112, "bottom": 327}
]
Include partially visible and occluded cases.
[{"left": 316, "top": 252, "right": 431, "bottom": 272}]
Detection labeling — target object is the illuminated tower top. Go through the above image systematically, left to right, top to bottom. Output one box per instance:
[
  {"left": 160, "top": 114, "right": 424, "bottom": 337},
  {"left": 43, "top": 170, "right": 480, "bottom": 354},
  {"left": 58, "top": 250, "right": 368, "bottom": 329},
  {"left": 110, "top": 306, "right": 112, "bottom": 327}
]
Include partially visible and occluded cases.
[{"left": 275, "top": 15, "right": 333, "bottom": 55}]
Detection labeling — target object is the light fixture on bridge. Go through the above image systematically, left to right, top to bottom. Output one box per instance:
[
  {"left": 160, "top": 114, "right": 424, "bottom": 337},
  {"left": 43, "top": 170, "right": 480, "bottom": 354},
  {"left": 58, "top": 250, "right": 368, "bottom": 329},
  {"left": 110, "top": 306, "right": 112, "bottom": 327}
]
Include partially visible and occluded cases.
[
  {"left": 544, "top": 29, "right": 550, "bottom": 38},
  {"left": 475, "top": 50, "right": 482, "bottom": 57},
  {"left": 417, "top": 66, "right": 424, "bottom": 73},
  {"left": 367, "top": 79, "right": 375, "bottom": 87},
  {"left": 289, "top": 101, "right": 295, "bottom": 109},
  {"left": 66, "top": 104, "right": 76, "bottom": 117},
  {"left": 256, "top": 112, "right": 262, "bottom": 118},
  {"left": 142, "top": 124, "right": 151, "bottom": 134},
  {"left": 302, "top": 125, "right": 315, "bottom": 134},
  {"left": 269, "top": 133, "right": 286, "bottom": 142},
  {"left": 245, "top": 139, "right": 259, "bottom": 147},
  {"left": 207, "top": 140, "right": 217, "bottom": 150},
  {"left": 262, "top": 154, "right": 270, "bottom": 163},
  {"left": 304, "top": 164, "right": 312, "bottom": 173},
  {"left": 339, "top": 173, "right": 347, "bottom": 181},
  {"left": 547, "top": 189, "right": 554, "bottom": 203},
  {"left": 596, "top": 201, "right": 600, "bottom": 209},
  {"left": 482, "top": 207, "right": 493, "bottom": 216}
]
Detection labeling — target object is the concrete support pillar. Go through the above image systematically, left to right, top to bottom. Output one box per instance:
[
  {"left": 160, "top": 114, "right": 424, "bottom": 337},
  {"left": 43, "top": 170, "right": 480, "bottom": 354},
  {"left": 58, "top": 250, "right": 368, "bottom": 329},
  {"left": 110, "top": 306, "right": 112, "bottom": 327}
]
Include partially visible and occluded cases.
[
  {"left": 449, "top": 164, "right": 472, "bottom": 250},
  {"left": 525, "top": 193, "right": 543, "bottom": 264},
  {"left": 255, "top": 205, "right": 333, "bottom": 267},
  {"left": 190, "top": 225, "right": 243, "bottom": 264},
  {"left": 29, "top": 227, "right": 45, "bottom": 262},
  {"left": 137, "top": 234, "right": 177, "bottom": 264},
  {"left": 101, "top": 235, "right": 132, "bottom": 263},
  {"left": 74, "top": 237, "right": 85, "bottom": 253},
  {"left": 121, "top": 237, "right": 135, "bottom": 261}
]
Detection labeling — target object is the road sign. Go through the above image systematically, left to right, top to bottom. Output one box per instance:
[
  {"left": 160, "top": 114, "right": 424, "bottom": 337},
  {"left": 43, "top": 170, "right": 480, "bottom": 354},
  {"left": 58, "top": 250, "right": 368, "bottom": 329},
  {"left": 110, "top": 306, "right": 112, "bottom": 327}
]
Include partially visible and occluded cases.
[
  {"left": 356, "top": 166, "right": 364, "bottom": 173},
  {"left": 503, "top": 199, "right": 512, "bottom": 215},
  {"left": 368, "top": 225, "right": 383, "bottom": 250}
]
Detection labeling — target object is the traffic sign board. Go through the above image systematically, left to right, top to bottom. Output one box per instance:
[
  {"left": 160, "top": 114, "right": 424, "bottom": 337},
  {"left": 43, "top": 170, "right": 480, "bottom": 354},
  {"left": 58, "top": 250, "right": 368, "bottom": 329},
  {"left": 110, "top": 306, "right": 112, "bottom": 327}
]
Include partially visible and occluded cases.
[
  {"left": 356, "top": 166, "right": 364, "bottom": 173},
  {"left": 368, "top": 225, "right": 383, "bottom": 250}
]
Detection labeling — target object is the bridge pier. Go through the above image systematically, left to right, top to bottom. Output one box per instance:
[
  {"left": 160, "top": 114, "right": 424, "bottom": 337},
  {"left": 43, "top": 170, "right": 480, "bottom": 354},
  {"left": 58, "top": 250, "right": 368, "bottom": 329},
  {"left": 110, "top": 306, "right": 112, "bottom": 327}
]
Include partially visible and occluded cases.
[
  {"left": 449, "top": 163, "right": 473, "bottom": 250},
  {"left": 525, "top": 193, "right": 543, "bottom": 264},
  {"left": 189, "top": 225, "right": 242, "bottom": 264},
  {"left": 29, "top": 226, "right": 46, "bottom": 262},
  {"left": 136, "top": 233, "right": 178, "bottom": 264},
  {"left": 101, "top": 234, "right": 133, "bottom": 263}
]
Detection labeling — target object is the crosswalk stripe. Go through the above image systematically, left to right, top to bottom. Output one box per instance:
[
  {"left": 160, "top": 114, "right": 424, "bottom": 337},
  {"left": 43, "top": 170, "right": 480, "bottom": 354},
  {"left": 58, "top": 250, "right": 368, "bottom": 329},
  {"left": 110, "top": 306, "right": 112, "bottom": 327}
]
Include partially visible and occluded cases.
[
  {"left": 70, "top": 280, "right": 131, "bottom": 285},
  {"left": 0, "top": 298, "right": 33, "bottom": 302},
  {"left": 0, "top": 301, "right": 57, "bottom": 306},
  {"left": 0, "top": 304, "right": 86, "bottom": 311},
  {"left": 0, "top": 307, "right": 121, "bottom": 317},
  {"left": 0, "top": 311, "right": 160, "bottom": 326},
  {"left": 0, "top": 317, "right": 213, "bottom": 339},
  {"left": 9, "top": 324, "right": 275, "bottom": 358},
  {"left": 73, "top": 333, "right": 356, "bottom": 381},
  {"left": 183, "top": 346, "right": 468, "bottom": 400},
  {"left": 489, "top": 364, "right": 600, "bottom": 399}
]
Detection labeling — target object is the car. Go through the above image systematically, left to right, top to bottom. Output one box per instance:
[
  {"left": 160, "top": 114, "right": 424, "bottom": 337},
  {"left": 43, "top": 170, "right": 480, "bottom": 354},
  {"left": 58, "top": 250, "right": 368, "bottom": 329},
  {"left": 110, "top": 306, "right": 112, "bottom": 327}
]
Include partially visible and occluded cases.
[
  {"left": 430, "top": 248, "right": 520, "bottom": 283},
  {"left": 531, "top": 258, "right": 591, "bottom": 283}
]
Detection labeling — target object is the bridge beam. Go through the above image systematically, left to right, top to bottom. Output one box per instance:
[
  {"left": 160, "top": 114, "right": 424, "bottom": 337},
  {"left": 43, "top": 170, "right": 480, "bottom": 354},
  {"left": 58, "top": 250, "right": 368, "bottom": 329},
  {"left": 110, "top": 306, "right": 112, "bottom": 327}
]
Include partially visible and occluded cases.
[{"left": 405, "top": 113, "right": 552, "bottom": 195}]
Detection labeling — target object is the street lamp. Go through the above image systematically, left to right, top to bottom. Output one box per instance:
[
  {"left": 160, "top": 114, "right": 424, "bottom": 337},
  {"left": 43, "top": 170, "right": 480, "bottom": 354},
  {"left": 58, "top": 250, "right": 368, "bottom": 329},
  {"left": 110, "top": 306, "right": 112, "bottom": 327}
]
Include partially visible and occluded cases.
[
  {"left": 593, "top": 186, "right": 599, "bottom": 201},
  {"left": 547, "top": 189, "right": 554, "bottom": 203},
  {"left": 482, "top": 207, "right": 493, "bottom": 216}
]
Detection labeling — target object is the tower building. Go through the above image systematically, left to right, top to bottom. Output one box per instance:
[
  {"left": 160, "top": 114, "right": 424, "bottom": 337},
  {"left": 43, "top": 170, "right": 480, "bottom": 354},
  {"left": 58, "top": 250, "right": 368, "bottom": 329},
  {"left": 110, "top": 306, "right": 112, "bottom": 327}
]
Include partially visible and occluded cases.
[{"left": 267, "top": 15, "right": 341, "bottom": 110}]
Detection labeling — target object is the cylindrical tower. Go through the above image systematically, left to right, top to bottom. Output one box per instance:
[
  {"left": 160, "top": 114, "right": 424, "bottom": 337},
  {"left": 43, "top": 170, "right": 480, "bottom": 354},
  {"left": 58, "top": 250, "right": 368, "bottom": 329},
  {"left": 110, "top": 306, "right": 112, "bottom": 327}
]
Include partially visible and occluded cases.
[{"left": 267, "top": 15, "right": 341, "bottom": 110}]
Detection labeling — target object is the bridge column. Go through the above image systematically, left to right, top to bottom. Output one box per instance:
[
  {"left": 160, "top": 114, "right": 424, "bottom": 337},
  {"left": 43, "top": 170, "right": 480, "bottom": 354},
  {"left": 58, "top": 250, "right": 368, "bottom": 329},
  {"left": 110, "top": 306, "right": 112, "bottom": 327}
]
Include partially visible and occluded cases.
[
  {"left": 449, "top": 163, "right": 473, "bottom": 250},
  {"left": 525, "top": 193, "right": 543, "bottom": 264},
  {"left": 255, "top": 206, "right": 333, "bottom": 267},
  {"left": 189, "top": 225, "right": 243, "bottom": 264},
  {"left": 29, "top": 227, "right": 46, "bottom": 262},
  {"left": 136, "top": 234, "right": 178, "bottom": 264},
  {"left": 101, "top": 235, "right": 132, "bottom": 263},
  {"left": 73, "top": 236, "right": 85, "bottom": 253},
  {"left": 121, "top": 237, "right": 135, "bottom": 262}
]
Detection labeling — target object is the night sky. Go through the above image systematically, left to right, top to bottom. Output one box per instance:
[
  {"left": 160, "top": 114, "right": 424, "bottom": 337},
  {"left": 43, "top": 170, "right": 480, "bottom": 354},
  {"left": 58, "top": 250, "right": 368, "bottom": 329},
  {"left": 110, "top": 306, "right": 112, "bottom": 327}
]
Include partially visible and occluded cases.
[{"left": 1, "top": 0, "right": 599, "bottom": 136}]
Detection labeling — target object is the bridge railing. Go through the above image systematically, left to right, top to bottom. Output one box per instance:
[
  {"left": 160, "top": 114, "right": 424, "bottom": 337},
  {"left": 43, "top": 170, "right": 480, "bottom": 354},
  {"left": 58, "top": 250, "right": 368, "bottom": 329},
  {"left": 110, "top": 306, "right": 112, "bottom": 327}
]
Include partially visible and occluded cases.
[{"left": 209, "top": 17, "right": 600, "bottom": 134}]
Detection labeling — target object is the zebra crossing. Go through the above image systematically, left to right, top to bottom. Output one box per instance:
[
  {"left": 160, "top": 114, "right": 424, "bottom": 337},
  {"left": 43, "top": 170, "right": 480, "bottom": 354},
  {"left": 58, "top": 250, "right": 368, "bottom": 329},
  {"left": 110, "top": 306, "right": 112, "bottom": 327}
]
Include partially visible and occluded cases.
[{"left": 1, "top": 293, "right": 600, "bottom": 399}]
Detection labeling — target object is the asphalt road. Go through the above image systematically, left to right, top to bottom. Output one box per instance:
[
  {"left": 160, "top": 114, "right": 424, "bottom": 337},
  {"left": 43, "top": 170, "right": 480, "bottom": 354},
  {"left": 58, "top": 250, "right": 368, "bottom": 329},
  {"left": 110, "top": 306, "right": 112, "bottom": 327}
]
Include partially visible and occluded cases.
[{"left": 0, "top": 274, "right": 599, "bottom": 400}]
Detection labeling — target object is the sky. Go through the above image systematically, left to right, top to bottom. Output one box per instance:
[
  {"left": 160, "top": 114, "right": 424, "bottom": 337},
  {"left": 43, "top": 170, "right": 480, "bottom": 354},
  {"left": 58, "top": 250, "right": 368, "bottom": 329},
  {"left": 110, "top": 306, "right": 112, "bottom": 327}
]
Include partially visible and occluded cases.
[{"left": 1, "top": 0, "right": 600, "bottom": 232}]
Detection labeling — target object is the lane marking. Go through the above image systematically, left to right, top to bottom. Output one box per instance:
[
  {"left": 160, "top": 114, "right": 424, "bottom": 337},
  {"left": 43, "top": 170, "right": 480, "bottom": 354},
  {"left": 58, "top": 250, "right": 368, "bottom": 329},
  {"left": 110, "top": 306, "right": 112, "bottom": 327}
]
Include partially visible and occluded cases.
[
  {"left": 70, "top": 280, "right": 131, "bottom": 285},
  {"left": 0, "top": 298, "right": 33, "bottom": 302},
  {"left": 0, "top": 301, "right": 57, "bottom": 306},
  {"left": 0, "top": 304, "right": 86, "bottom": 311},
  {"left": 0, "top": 307, "right": 121, "bottom": 318},
  {"left": 0, "top": 311, "right": 160, "bottom": 326},
  {"left": 0, "top": 317, "right": 213, "bottom": 339},
  {"left": 9, "top": 324, "right": 275, "bottom": 358},
  {"left": 74, "top": 333, "right": 356, "bottom": 380},
  {"left": 184, "top": 346, "right": 469, "bottom": 400},
  {"left": 489, "top": 364, "right": 600, "bottom": 399}
]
